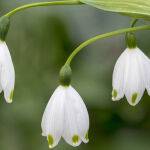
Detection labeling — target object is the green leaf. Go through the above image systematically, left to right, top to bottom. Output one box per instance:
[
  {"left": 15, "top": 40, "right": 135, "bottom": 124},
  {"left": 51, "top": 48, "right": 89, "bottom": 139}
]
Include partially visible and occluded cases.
[{"left": 80, "top": 0, "right": 150, "bottom": 19}]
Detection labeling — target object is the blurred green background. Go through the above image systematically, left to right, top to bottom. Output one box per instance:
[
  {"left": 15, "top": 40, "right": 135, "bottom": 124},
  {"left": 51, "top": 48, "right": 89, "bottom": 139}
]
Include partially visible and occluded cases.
[{"left": 0, "top": 0, "right": 150, "bottom": 150}]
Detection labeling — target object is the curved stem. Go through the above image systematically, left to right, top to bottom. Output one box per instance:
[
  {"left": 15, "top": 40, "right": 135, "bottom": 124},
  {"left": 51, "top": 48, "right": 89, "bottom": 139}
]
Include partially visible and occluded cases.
[
  {"left": 4, "top": 0, "right": 82, "bottom": 17},
  {"left": 131, "top": 19, "right": 138, "bottom": 27},
  {"left": 65, "top": 25, "right": 150, "bottom": 65}
]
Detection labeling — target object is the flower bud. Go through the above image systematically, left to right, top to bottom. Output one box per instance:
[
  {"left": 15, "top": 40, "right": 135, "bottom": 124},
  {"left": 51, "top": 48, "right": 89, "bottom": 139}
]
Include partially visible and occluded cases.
[
  {"left": 0, "top": 16, "right": 10, "bottom": 41},
  {"left": 59, "top": 64, "right": 72, "bottom": 86}
]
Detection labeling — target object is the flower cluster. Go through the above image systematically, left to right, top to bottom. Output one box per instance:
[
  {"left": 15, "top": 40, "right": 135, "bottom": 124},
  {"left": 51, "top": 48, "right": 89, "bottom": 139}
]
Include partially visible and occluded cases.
[{"left": 0, "top": 15, "right": 150, "bottom": 149}]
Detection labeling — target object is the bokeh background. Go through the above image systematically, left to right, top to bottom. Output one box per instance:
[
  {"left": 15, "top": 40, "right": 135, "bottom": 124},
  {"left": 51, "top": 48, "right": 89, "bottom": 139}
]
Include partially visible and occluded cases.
[{"left": 0, "top": 0, "right": 150, "bottom": 150}]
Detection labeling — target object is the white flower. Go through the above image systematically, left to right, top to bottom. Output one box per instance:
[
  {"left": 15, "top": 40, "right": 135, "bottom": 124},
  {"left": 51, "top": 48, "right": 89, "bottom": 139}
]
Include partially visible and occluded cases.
[
  {"left": 0, "top": 40, "right": 15, "bottom": 103},
  {"left": 112, "top": 47, "right": 150, "bottom": 106},
  {"left": 41, "top": 85, "right": 89, "bottom": 148}
]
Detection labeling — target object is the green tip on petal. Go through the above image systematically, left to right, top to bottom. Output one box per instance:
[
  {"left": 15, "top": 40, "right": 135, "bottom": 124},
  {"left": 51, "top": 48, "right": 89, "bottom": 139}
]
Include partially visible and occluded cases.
[
  {"left": 112, "top": 89, "right": 118, "bottom": 99},
  {"left": 9, "top": 90, "right": 14, "bottom": 101},
  {"left": 131, "top": 93, "right": 138, "bottom": 104},
  {"left": 85, "top": 132, "right": 89, "bottom": 142},
  {"left": 47, "top": 135, "right": 54, "bottom": 148},
  {"left": 72, "top": 135, "right": 79, "bottom": 144}
]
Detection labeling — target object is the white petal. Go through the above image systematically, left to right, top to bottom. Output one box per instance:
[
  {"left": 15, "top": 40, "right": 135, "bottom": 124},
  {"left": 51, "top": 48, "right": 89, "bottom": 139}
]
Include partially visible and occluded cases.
[
  {"left": 0, "top": 41, "right": 15, "bottom": 103},
  {"left": 124, "top": 48, "right": 145, "bottom": 106},
  {"left": 137, "top": 49, "right": 150, "bottom": 95},
  {"left": 112, "top": 50, "right": 129, "bottom": 101},
  {"left": 144, "top": 60, "right": 150, "bottom": 95},
  {"left": 0, "top": 66, "right": 3, "bottom": 94},
  {"left": 146, "top": 67, "right": 150, "bottom": 95},
  {"left": 41, "top": 86, "right": 65, "bottom": 148},
  {"left": 62, "top": 86, "right": 89, "bottom": 146}
]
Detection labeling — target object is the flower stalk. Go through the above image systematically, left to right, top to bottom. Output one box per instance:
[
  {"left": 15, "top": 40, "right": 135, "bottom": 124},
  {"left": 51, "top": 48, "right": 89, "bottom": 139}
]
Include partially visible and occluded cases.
[
  {"left": 4, "top": 0, "right": 82, "bottom": 17},
  {"left": 131, "top": 19, "right": 138, "bottom": 27},
  {"left": 65, "top": 24, "right": 150, "bottom": 66}
]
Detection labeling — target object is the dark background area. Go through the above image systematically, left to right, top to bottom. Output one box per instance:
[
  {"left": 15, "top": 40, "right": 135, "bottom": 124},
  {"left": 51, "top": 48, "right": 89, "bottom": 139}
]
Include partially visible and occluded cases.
[{"left": 0, "top": 0, "right": 150, "bottom": 150}]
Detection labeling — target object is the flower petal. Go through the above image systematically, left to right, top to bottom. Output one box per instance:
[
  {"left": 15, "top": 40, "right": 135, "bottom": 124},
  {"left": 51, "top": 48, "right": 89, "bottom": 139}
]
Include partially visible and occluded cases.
[
  {"left": 0, "top": 41, "right": 15, "bottom": 103},
  {"left": 124, "top": 48, "right": 145, "bottom": 106},
  {"left": 135, "top": 48, "right": 150, "bottom": 92},
  {"left": 112, "top": 50, "right": 129, "bottom": 101},
  {"left": 138, "top": 50, "right": 150, "bottom": 95},
  {"left": 0, "top": 66, "right": 3, "bottom": 94},
  {"left": 41, "top": 86, "right": 65, "bottom": 148},
  {"left": 62, "top": 86, "right": 89, "bottom": 146}
]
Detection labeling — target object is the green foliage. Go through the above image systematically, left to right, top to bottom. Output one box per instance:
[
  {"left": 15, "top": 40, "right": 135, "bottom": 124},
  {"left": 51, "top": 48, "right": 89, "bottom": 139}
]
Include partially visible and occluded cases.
[{"left": 80, "top": 0, "right": 150, "bottom": 19}]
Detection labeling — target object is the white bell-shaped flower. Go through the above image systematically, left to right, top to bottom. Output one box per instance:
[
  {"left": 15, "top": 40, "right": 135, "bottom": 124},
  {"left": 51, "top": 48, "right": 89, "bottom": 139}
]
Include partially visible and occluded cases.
[
  {"left": 0, "top": 40, "right": 15, "bottom": 103},
  {"left": 112, "top": 46, "right": 150, "bottom": 106},
  {"left": 41, "top": 85, "right": 89, "bottom": 148}
]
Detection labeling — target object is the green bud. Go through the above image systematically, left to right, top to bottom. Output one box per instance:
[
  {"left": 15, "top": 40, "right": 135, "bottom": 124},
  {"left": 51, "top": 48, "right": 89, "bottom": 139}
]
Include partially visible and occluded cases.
[
  {"left": 0, "top": 16, "right": 10, "bottom": 41},
  {"left": 125, "top": 32, "right": 137, "bottom": 49},
  {"left": 59, "top": 64, "right": 72, "bottom": 86}
]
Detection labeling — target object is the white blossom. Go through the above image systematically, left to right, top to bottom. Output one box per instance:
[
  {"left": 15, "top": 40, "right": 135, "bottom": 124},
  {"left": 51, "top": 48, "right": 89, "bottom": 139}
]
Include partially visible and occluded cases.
[
  {"left": 0, "top": 40, "right": 15, "bottom": 103},
  {"left": 112, "top": 47, "right": 150, "bottom": 106},
  {"left": 41, "top": 85, "right": 89, "bottom": 148}
]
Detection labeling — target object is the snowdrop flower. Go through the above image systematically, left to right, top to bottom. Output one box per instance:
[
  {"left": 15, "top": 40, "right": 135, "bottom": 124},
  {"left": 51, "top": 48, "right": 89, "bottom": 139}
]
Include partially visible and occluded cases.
[
  {"left": 0, "top": 16, "right": 15, "bottom": 103},
  {"left": 112, "top": 33, "right": 150, "bottom": 106},
  {"left": 0, "top": 41, "right": 15, "bottom": 103},
  {"left": 41, "top": 65, "right": 89, "bottom": 148}
]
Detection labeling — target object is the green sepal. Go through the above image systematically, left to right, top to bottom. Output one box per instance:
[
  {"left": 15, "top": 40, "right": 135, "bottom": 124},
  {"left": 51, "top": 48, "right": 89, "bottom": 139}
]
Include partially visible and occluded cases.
[
  {"left": 0, "top": 16, "right": 10, "bottom": 41},
  {"left": 125, "top": 32, "right": 137, "bottom": 49},
  {"left": 59, "top": 64, "right": 72, "bottom": 86}
]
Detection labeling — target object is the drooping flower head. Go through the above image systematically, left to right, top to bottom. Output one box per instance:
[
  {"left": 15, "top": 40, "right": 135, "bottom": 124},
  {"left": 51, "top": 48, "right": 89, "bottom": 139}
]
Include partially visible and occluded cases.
[
  {"left": 0, "top": 16, "right": 15, "bottom": 103},
  {"left": 112, "top": 33, "right": 150, "bottom": 106},
  {"left": 41, "top": 65, "right": 89, "bottom": 148}
]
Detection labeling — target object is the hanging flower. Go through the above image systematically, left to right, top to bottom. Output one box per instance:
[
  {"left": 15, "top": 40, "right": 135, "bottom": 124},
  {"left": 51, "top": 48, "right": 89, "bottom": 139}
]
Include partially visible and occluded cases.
[
  {"left": 0, "top": 16, "right": 15, "bottom": 103},
  {"left": 112, "top": 33, "right": 150, "bottom": 106},
  {"left": 41, "top": 65, "right": 89, "bottom": 148}
]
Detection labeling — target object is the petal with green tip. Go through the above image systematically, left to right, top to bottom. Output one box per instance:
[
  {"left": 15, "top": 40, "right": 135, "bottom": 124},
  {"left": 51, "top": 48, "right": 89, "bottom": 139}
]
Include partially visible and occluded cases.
[
  {"left": 0, "top": 41, "right": 15, "bottom": 103},
  {"left": 47, "top": 135, "right": 54, "bottom": 148}
]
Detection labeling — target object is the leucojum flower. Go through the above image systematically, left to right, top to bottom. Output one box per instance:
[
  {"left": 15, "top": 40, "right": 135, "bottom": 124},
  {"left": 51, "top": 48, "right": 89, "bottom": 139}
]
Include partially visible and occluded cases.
[
  {"left": 0, "top": 16, "right": 15, "bottom": 103},
  {"left": 112, "top": 33, "right": 150, "bottom": 106},
  {"left": 41, "top": 65, "right": 89, "bottom": 148}
]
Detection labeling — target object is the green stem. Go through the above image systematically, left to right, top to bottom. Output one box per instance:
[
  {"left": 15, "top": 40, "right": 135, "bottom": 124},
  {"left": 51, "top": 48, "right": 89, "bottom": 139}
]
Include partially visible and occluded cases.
[
  {"left": 4, "top": 0, "right": 82, "bottom": 17},
  {"left": 131, "top": 19, "right": 138, "bottom": 27},
  {"left": 65, "top": 25, "right": 150, "bottom": 65}
]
